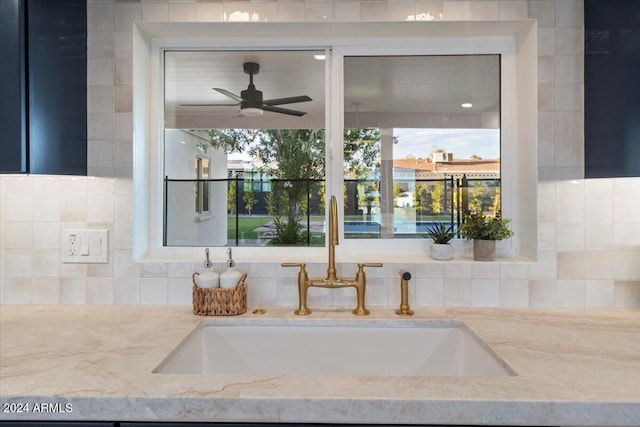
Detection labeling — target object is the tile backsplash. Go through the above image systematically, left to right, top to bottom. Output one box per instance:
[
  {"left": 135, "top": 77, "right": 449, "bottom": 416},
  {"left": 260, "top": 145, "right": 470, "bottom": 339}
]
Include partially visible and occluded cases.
[{"left": 1, "top": 0, "right": 638, "bottom": 308}]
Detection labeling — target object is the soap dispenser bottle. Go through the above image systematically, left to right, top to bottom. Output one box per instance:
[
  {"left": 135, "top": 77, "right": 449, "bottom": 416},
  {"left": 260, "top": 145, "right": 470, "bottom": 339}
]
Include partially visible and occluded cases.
[
  {"left": 194, "top": 248, "right": 219, "bottom": 288},
  {"left": 220, "top": 248, "right": 243, "bottom": 289}
]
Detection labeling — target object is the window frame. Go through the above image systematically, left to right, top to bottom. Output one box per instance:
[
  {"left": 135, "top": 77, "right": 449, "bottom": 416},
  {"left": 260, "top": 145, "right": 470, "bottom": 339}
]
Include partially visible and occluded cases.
[{"left": 133, "top": 21, "right": 537, "bottom": 263}]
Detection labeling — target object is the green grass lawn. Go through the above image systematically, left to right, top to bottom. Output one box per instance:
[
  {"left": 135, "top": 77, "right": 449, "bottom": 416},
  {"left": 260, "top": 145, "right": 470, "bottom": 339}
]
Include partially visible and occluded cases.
[
  {"left": 227, "top": 212, "right": 453, "bottom": 245},
  {"left": 227, "top": 216, "right": 272, "bottom": 240}
]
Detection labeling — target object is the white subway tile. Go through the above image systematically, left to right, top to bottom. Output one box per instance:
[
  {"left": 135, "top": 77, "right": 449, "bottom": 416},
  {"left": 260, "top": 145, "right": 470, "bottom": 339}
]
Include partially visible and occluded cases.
[
  {"left": 415, "top": 0, "right": 443, "bottom": 21},
  {"left": 443, "top": 0, "right": 471, "bottom": 20},
  {"left": 498, "top": 0, "right": 527, "bottom": 20},
  {"left": 528, "top": 0, "right": 555, "bottom": 28},
  {"left": 555, "top": 0, "right": 583, "bottom": 28},
  {"left": 278, "top": 1, "right": 306, "bottom": 21},
  {"left": 305, "top": 1, "right": 332, "bottom": 21},
  {"left": 360, "top": 1, "right": 389, "bottom": 21},
  {"left": 388, "top": 1, "right": 417, "bottom": 21},
  {"left": 470, "top": 1, "right": 498, "bottom": 20},
  {"left": 115, "top": 2, "right": 141, "bottom": 31},
  {"left": 169, "top": 2, "right": 196, "bottom": 21},
  {"left": 87, "top": 3, "right": 114, "bottom": 32},
  {"left": 142, "top": 3, "right": 169, "bottom": 22},
  {"left": 196, "top": 3, "right": 223, "bottom": 22},
  {"left": 87, "top": 31, "right": 114, "bottom": 58},
  {"left": 114, "top": 31, "right": 133, "bottom": 58},
  {"left": 88, "top": 58, "right": 115, "bottom": 85},
  {"left": 585, "top": 195, "right": 612, "bottom": 223},
  {"left": 4, "top": 222, "right": 33, "bottom": 249},
  {"left": 556, "top": 223, "right": 584, "bottom": 251},
  {"left": 585, "top": 223, "right": 615, "bottom": 251},
  {"left": 4, "top": 250, "right": 32, "bottom": 277},
  {"left": 444, "top": 263, "right": 471, "bottom": 278},
  {"left": 5, "top": 277, "right": 32, "bottom": 304},
  {"left": 168, "top": 277, "right": 192, "bottom": 305},
  {"left": 246, "top": 277, "right": 278, "bottom": 307},
  {"left": 415, "top": 277, "right": 444, "bottom": 306},
  {"left": 32, "top": 278, "right": 60, "bottom": 304},
  {"left": 60, "top": 278, "right": 87, "bottom": 304},
  {"left": 86, "top": 278, "right": 114, "bottom": 304},
  {"left": 114, "top": 278, "right": 141, "bottom": 304},
  {"left": 141, "top": 278, "right": 168, "bottom": 304},
  {"left": 443, "top": 278, "right": 472, "bottom": 306},
  {"left": 471, "top": 279, "right": 500, "bottom": 307},
  {"left": 499, "top": 279, "right": 529, "bottom": 307},
  {"left": 529, "top": 279, "right": 557, "bottom": 307},
  {"left": 557, "top": 279, "right": 585, "bottom": 307},
  {"left": 585, "top": 280, "right": 614, "bottom": 307},
  {"left": 613, "top": 281, "right": 640, "bottom": 308}
]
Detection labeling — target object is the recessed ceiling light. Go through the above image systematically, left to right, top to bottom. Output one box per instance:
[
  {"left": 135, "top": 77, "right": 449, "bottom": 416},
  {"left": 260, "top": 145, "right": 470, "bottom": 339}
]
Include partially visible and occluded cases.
[
  {"left": 314, "top": 54, "right": 326, "bottom": 60},
  {"left": 461, "top": 103, "right": 473, "bottom": 108}
]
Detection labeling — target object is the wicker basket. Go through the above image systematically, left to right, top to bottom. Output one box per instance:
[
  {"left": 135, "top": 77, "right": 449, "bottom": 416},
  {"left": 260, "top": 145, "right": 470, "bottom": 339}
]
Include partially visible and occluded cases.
[{"left": 192, "top": 272, "right": 247, "bottom": 316}]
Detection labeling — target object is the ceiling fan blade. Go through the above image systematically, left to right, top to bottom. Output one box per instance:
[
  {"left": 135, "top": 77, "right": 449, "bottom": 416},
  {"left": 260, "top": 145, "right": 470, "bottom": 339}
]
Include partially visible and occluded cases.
[
  {"left": 213, "top": 88, "right": 244, "bottom": 103},
  {"left": 263, "top": 95, "right": 312, "bottom": 106},
  {"left": 180, "top": 103, "right": 240, "bottom": 107},
  {"left": 262, "top": 105, "right": 307, "bottom": 117}
]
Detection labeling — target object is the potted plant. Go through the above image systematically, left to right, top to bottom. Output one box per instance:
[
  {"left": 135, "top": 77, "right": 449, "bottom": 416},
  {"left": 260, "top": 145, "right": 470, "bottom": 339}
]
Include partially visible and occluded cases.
[
  {"left": 459, "top": 210, "right": 514, "bottom": 261},
  {"left": 425, "top": 223, "right": 456, "bottom": 260}
]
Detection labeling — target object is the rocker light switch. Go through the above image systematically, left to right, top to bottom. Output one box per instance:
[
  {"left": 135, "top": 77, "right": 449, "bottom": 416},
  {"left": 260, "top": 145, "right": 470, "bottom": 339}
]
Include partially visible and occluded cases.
[
  {"left": 62, "top": 229, "right": 109, "bottom": 263},
  {"left": 80, "top": 237, "right": 90, "bottom": 256}
]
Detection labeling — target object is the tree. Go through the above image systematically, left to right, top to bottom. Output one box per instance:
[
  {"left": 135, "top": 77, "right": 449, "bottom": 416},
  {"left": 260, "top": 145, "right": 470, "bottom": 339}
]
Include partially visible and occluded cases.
[
  {"left": 208, "top": 128, "right": 379, "bottom": 244},
  {"left": 227, "top": 180, "right": 236, "bottom": 215},
  {"left": 430, "top": 181, "right": 444, "bottom": 214},
  {"left": 243, "top": 186, "right": 256, "bottom": 216}
]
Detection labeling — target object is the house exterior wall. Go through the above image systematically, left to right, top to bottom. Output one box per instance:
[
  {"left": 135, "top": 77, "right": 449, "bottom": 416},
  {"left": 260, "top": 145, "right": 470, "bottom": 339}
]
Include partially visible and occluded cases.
[{"left": 1, "top": 0, "right": 639, "bottom": 308}]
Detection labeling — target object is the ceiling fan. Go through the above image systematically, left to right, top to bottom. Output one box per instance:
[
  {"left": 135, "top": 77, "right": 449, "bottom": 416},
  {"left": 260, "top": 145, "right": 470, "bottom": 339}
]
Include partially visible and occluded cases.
[{"left": 182, "top": 62, "right": 312, "bottom": 117}]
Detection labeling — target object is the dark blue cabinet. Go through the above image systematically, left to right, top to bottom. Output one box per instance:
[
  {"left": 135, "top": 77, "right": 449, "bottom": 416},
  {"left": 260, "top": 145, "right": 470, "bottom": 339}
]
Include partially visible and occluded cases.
[
  {"left": 0, "top": 0, "right": 87, "bottom": 175},
  {"left": 0, "top": 0, "right": 27, "bottom": 173},
  {"left": 585, "top": 0, "right": 640, "bottom": 177}
]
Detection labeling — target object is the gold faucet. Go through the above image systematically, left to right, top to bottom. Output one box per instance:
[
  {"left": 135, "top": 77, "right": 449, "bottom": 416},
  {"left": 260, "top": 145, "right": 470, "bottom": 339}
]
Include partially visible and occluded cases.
[
  {"left": 282, "top": 195, "right": 382, "bottom": 316},
  {"left": 396, "top": 270, "right": 414, "bottom": 316}
]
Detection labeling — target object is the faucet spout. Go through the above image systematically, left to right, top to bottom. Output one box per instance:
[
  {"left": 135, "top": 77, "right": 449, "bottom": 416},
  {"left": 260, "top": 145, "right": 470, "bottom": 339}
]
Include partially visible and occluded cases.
[{"left": 327, "top": 195, "right": 339, "bottom": 282}]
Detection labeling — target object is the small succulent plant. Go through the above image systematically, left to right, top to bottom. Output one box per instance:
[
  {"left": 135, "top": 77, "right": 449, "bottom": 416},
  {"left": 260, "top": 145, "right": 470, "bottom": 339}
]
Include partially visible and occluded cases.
[{"left": 425, "top": 223, "right": 456, "bottom": 244}]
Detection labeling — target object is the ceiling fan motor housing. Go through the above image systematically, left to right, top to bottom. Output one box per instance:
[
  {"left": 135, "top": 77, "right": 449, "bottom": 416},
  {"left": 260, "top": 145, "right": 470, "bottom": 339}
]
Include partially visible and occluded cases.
[{"left": 241, "top": 87, "right": 263, "bottom": 108}]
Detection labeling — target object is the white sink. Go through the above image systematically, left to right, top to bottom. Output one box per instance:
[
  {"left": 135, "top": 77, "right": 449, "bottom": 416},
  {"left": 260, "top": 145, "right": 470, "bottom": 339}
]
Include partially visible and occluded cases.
[{"left": 154, "top": 319, "right": 515, "bottom": 377}]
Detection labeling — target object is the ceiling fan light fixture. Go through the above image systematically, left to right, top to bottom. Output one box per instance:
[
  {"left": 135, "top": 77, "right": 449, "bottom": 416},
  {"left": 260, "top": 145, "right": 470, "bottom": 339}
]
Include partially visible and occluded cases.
[{"left": 240, "top": 107, "right": 263, "bottom": 117}]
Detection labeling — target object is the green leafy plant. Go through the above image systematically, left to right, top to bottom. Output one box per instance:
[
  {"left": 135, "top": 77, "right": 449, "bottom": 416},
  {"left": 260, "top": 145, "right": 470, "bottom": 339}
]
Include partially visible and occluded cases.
[
  {"left": 459, "top": 210, "right": 514, "bottom": 241},
  {"left": 425, "top": 223, "right": 456, "bottom": 244}
]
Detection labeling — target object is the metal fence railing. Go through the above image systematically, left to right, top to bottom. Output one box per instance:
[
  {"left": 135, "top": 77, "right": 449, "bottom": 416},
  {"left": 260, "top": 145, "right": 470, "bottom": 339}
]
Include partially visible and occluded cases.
[{"left": 164, "top": 175, "right": 501, "bottom": 246}]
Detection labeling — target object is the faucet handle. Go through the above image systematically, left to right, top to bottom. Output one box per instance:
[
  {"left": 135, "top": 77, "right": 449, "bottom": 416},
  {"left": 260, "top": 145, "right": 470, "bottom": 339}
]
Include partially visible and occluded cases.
[
  {"left": 281, "top": 262, "right": 306, "bottom": 268},
  {"left": 358, "top": 263, "right": 383, "bottom": 268}
]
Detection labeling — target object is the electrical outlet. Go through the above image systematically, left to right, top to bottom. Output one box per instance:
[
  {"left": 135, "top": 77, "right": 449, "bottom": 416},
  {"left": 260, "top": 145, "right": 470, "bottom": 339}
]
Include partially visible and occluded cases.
[
  {"left": 62, "top": 229, "right": 109, "bottom": 263},
  {"left": 68, "top": 233, "right": 78, "bottom": 256}
]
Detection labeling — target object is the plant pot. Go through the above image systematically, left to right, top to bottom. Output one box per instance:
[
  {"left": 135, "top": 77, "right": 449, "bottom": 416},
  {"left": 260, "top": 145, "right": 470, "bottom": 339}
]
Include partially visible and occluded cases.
[
  {"left": 473, "top": 239, "right": 496, "bottom": 261},
  {"left": 430, "top": 243, "right": 453, "bottom": 260}
]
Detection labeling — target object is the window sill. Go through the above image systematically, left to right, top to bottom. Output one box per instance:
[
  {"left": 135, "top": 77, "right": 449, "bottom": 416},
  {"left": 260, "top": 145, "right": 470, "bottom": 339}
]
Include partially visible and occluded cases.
[{"left": 194, "top": 213, "right": 215, "bottom": 223}]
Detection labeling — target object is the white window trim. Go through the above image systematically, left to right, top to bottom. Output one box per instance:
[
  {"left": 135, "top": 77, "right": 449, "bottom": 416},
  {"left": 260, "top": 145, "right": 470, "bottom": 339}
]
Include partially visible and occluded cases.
[{"left": 133, "top": 21, "right": 537, "bottom": 264}]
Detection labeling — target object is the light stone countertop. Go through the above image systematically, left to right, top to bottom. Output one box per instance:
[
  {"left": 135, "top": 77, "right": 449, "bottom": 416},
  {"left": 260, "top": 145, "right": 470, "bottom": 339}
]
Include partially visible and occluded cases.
[{"left": 1, "top": 305, "right": 639, "bottom": 426}]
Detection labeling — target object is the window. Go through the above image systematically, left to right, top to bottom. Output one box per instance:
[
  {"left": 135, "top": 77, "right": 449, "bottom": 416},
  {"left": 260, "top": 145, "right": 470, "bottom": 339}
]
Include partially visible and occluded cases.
[
  {"left": 134, "top": 22, "right": 537, "bottom": 261},
  {"left": 163, "top": 50, "right": 326, "bottom": 247},
  {"left": 342, "top": 55, "right": 501, "bottom": 240},
  {"left": 195, "top": 157, "right": 210, "bottom": 214}
]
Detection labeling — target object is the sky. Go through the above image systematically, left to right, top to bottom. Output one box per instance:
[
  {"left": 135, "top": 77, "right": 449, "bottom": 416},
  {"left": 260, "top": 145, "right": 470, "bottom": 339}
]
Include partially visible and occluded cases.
[
  {"left": 225, "top": 127, "right": 501, "bottom": 161},
  {"left": 392, "top": 128, "right": 501, "bottom": 160}
]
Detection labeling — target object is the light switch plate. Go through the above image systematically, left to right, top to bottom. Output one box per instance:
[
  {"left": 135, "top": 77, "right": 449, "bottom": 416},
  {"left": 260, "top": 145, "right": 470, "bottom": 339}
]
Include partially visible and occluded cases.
[{"left": 62, "top": 229, "right": 109, "bottom": 263}]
